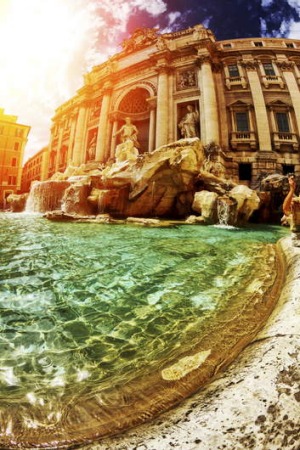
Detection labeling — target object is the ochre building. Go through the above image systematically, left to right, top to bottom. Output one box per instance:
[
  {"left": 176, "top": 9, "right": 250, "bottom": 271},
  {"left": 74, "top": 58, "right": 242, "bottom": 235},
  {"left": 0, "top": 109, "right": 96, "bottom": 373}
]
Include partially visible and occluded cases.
[
  {"left": 46, "top": 25, "right": 300, "bottom": 186},
  {"left": 0, "top": 108, "right": 30, "bottom": 208},
  {"left": 21, "top": 146, "right": 48, "bottom": 193}
]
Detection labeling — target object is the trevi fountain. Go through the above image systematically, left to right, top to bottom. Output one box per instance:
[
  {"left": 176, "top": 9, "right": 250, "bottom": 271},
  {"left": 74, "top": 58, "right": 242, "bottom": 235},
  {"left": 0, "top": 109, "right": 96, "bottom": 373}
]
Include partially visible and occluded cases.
[{"left": 1, "top": 132, "right": 300, "bottom": 449}]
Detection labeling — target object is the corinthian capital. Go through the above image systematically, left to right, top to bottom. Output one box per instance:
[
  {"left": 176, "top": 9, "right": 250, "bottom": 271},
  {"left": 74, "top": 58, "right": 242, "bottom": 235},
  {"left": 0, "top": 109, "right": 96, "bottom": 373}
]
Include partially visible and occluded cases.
[
  {"left": 196, "top": 55, "right": 212, "bottom": 67},
  {"left": 240, "top": 60, "right": 259, "bottom": 71},
  {"left": 277, "top": 61, "right": 295, "bottom": 71}
]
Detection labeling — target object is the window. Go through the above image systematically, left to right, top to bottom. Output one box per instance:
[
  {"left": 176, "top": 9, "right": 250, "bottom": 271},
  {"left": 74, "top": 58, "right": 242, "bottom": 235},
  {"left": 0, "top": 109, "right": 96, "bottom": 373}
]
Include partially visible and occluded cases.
[
  {"left": 254, "top": 41, "right": 263, "bottom": 47},
  {"left": 223, "top": 43, "right": 232, "bottom": 48},
  {"left": 286, "top": 43, "right": 294, "bottom": 48},
  {"left": 263, "top": 62, "right": 276, "bottom": 76},
  {"left": 228, "top": 64, "right": 239, "bottom": 78},
  {"left": 235, "top": 112, "right": 249, "bottom": 132},
  {"left": 276, "top": 112, "right": 290, "bottom": 132},
  {"left": 0, "top": 126, "right": 4, "bottom": 135},
  {"left": 15, "top": 128, "right": 24, "bottom": 138},
  {"left": 14, "top": 142, "right": 20, "bottom": 151},
  {"left": 11, "top": 157, "right": 17, "bottom": 167},
  {"left": 239, "top": 163, "right": 252, "bottom": 181},
  {"left": 282, "top": 164, "right": 294, "bottom": 175},
  {"left": 8, "top": 176, "right": 17, "bottom": 185}
]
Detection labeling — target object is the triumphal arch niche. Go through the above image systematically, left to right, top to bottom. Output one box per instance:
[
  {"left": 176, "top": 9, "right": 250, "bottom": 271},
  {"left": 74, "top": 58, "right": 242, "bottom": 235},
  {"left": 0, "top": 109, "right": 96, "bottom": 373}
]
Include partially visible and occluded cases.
[{"left": 111, "top": 86, "right": 153, "bottom": 154}]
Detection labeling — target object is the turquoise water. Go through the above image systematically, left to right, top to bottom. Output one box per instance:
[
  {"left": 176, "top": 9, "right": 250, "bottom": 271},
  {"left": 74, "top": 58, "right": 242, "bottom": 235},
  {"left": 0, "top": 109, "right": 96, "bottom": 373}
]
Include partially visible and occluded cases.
[{"left": 0, "top": 213, "right": 287, "bottom": 447}]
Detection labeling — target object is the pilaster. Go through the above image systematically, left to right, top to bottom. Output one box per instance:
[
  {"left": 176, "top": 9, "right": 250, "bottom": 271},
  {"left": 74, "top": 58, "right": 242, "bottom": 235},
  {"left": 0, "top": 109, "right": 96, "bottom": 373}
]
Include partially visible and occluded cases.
[
  {"left": 242, "top": 61, "right": 272, "bottom": 151},
  {"left": 279, "top": 62, "right": 300, "bottom": 135}
]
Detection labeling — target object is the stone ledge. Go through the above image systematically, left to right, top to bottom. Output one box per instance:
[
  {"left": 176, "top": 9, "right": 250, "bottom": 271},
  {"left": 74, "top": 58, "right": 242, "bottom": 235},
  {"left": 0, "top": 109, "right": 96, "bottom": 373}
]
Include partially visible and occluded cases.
[{"left": 82, "top": 236, "right": 300, "bottom": 450}]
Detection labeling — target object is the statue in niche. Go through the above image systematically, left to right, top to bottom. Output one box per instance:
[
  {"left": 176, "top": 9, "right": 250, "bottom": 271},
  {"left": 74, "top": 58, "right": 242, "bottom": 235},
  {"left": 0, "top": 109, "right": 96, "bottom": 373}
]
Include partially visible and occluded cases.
[
  {"left": 178, "top": 105, "right": 200, "bottom": 138},
  {"left": 113, "top": 117, "right": 140, "bottom": 163},
  {"left": 86, "top": 133, "right": 97, "bottom": 161}
]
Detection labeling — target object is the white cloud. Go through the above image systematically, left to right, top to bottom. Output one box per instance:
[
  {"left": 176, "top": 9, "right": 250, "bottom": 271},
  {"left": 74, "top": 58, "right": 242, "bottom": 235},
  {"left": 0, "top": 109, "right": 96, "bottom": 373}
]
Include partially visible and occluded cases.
[
  {"left": 133, "top": 0, "right": 167, "bottom": 16},
  {"left": 168, "top": 11, "right": 181, "bottom": 25},
  {"left": 287, "top": 20, "right": 300, "bottom": 39}
]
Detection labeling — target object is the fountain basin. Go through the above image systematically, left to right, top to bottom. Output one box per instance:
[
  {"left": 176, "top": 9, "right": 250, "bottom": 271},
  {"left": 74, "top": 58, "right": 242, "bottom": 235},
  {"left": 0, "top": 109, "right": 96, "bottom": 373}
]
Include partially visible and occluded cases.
[{"left": 0, "top": 214, "right": 287, "bottom": 448}]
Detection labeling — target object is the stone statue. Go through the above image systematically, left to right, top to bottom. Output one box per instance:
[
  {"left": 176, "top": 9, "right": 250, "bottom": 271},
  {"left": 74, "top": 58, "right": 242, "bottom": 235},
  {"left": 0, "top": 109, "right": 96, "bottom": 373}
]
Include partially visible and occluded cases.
[
  {"left": 192, "top": 24, "right": 215, "bottom": 41},
  {"left": 122, "top": 28, "right": 158, "bottom": 53},
  {"left": 156, "top": 36, "right": 170, "bottom": 51},
  {"left": 178, "top": 105, "right": 200, "bottom": 138},
  {"left": 113, "top": 117, "right": 140, "bottom": 163},
  {"left": 114, "top": 117, "right": 140, "bottom": 147},
  {"left": 86, "top": 134, "right": 97, "bottom": 161},
  {"left": 115, "top": 139, "right": 139, "bottom": 164}
]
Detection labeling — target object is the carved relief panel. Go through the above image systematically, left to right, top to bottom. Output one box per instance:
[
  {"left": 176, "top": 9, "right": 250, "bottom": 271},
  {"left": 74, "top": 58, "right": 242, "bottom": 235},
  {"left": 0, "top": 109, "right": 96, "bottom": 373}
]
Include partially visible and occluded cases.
[{"left": 176, "top": 69, "right": 198, "bottom": 91}]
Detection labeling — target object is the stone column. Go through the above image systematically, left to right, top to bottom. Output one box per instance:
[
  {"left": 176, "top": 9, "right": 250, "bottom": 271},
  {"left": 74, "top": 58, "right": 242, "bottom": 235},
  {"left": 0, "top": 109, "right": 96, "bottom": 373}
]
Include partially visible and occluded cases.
[
  {"left": 197, "top": 56, "right": 219, "bottom": 145},
  {"left": 244, "top": 61, "right": 272, "bottom": 151},
  {"left": 280, "top": 62, "right": 300, "bottom": 134},
  {"left": 155, "top": 66, "right": 169, "bottom": 148},
  {"left": 168, "top": 69, "right": 175, "bottom": 142},
  {"left": 95, "top": 82, "right": 112, "bottom": 163},
  {"left": 147, "top": 97, "right": 157, "bottom": 152},
  {"left": 72, "top": 105, "right": 88, "bottom": 166},
  {"left": 67, "top": 115, "right": 77, "bottom": 165},
  {"left": 110, "top": 116, "right": 119, "bottom": 160},
  {"left": 105, "top": 119, "right": 114, "bottom": 161},
  {"left": 55, "top": 127, "right": 64, "bottom": 172}
]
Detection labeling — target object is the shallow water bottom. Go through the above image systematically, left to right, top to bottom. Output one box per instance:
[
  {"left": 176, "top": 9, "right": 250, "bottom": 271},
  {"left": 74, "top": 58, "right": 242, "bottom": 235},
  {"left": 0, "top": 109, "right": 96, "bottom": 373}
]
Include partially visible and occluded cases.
[{"left": 0, "top": 214, "right": 287, "bottom": 448}]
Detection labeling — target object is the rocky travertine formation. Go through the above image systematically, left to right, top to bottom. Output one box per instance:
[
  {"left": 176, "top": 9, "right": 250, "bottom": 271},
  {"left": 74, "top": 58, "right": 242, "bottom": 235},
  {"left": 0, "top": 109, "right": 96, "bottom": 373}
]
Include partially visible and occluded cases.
[
  {"left": 22, "top": 138, "right": 261, "bottom": 223},
  {"left": 91, "top": 138, "right": 204, "bottom": 218},
  {"left": 6, "top": 193, "right": 28, "bottom": 212},
  {"left": 80, "top": 236, "right": 300, "bottom": 450}
]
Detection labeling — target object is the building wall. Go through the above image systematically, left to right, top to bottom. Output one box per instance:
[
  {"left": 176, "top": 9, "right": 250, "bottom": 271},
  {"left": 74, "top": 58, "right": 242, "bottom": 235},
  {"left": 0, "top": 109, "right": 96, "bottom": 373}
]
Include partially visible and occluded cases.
[
  {"left": 45, "top": 25, "right": 300, "bottom": 186},
  {"left": 0, "top": 108, "right": 30, "bottom": 208},
  {"left": 21, "top": 147, "right": 48, "bottom": 193}
]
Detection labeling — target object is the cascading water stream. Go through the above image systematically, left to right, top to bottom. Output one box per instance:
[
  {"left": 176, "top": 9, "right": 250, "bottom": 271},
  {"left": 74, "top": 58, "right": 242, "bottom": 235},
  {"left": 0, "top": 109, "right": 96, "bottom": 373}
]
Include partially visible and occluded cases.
[{"left": 25, "top": 180, "right": 70, "bottom": 213}]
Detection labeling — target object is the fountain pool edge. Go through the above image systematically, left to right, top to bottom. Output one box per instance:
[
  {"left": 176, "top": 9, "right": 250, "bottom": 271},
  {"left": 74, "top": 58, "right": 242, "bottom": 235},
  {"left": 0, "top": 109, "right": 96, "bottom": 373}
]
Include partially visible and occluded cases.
[{"left": 81, "top": 236, "right": 300, "bottom": 450}]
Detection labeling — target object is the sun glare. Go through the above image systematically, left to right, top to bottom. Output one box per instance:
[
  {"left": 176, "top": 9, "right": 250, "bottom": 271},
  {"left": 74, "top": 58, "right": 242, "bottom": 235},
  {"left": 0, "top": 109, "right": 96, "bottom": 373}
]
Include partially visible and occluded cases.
[{"left": 0, "top": 0, "right": 95, "bottom": 107}]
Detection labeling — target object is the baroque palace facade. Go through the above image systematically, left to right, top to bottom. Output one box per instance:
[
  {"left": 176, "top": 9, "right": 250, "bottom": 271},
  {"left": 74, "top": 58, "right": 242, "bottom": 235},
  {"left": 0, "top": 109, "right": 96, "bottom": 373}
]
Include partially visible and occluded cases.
[{"left": 45, "top": 24, "right": 300, "bottom": 186}]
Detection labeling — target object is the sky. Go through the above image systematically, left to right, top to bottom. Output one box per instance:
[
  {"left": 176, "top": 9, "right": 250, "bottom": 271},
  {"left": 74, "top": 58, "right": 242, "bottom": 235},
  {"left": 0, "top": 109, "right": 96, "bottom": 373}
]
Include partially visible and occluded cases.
[{"left": 0, "top": 0, "right": 300, "bottom": 162}]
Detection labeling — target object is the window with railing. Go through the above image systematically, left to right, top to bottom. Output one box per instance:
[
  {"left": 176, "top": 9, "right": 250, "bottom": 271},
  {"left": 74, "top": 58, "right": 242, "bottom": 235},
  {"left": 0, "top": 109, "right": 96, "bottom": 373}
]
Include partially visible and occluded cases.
[
  {"left": 263, "top": 62, "right": 276, "bottom": 76},
  {"left": 228, "top": 64, "right": 239, "bottom": 78},
  {"left": 269, "top": 104, "right": 299, "bottom": 150},
  {"left": 236, "top": 112, "right": 249, "bottom": 132},
  {"left": 276, "top": 112, "right": 290, "bottom": 133}
]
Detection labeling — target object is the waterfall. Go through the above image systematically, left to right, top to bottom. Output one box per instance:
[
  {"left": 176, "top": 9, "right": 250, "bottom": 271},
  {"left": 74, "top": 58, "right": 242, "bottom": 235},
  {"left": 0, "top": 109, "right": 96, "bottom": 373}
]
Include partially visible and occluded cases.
[
  {"left": 25, "top": 180, "right": 70, "bottom": 213},
  {"left": 217, "top": 196, "right": 238, "bottom": 227},
  {"left": 217, "top": 198, "right": 230, "bottom": 226}
]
